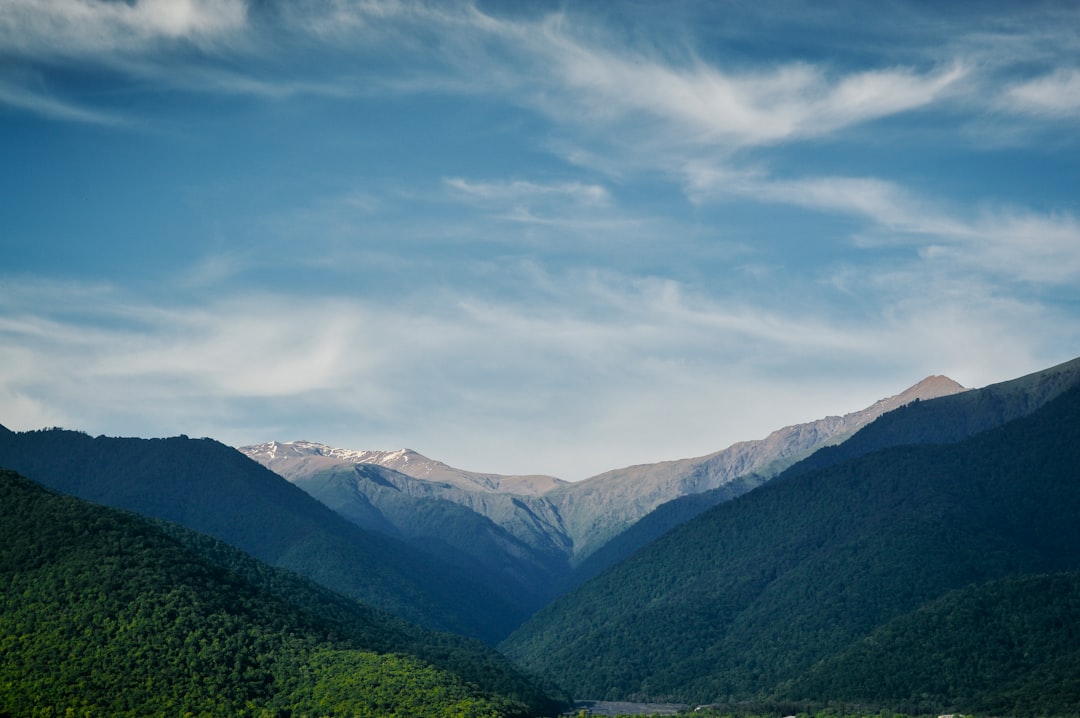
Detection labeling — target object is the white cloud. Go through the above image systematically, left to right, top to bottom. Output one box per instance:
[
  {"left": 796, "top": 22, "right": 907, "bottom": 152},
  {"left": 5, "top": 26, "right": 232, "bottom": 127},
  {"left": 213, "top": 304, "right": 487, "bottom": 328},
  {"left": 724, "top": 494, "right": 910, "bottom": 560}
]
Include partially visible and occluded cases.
[
  {"left": 0, "top": 0, "right": 247, "bottom": 56},
  {"left": 0, "top": 0, "right": 249, "bottom": 121},
  {"left": 0, "top": 0, "right": 1055, "bottom": 144},
  {"left": 2, "top": 1, "right": 1077, "bottom": 477},
  {"left": 1002, "top": 69, "right": 1080, "bottom": 117},
  {"left": 446, "top": 177, "right": 611, "bottom": 207},
  {"left": 925, "top": 210, "right": 1080, "bottom": 285}
]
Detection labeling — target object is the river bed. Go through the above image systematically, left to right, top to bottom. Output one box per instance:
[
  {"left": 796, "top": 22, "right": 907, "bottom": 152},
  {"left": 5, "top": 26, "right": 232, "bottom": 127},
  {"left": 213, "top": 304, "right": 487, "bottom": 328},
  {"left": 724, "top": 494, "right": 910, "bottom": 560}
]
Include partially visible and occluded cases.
[{"left": 571, "top": 700, "right": 687, "bottom": 715}]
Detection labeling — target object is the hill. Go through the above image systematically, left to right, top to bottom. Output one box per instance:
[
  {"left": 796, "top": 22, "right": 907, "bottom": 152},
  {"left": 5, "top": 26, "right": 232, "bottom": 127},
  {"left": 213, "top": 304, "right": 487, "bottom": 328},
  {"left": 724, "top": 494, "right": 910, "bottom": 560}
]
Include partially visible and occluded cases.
[
  {"left": 500, "top": 374, "right": 1080, "bottom": 715},
  {"left": 0, "top": 429, "right": 522, "bottom": 644},
  {"left": 0, "top": 469, "right": 564, "bottom": 717}
]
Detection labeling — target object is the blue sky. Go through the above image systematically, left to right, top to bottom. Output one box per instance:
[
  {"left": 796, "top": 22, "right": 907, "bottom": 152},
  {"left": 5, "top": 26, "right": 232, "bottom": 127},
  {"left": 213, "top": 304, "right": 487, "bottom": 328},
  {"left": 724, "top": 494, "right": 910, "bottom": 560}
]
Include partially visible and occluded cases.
[{"left": 2, "top": 0, "right": 1079, "bottom": 479}]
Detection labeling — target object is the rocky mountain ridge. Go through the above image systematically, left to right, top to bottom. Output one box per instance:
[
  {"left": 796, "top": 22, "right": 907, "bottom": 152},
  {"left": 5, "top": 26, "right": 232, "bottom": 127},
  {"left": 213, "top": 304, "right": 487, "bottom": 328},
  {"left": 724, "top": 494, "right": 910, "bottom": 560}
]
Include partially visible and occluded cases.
[
  {"left": 242, "top": 374, "right": 967, "bottom": 569},
  {"left": 544, "top": 374, "right": 967, "bottom": 559},
  {"left": 244, "top": 440, "right": 567, "bottom": 496}
]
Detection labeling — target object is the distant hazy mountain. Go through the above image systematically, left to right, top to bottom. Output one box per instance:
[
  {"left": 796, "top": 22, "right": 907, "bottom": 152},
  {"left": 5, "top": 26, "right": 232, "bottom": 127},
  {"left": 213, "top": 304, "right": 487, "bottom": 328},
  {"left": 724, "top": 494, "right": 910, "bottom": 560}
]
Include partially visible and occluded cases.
[
  {"left": 499, "top": 361, "right": 1080, "bottom": 715},
  {"left": 244, "top": 374, "right": 967, "bottom": 595},
  {"left": 0, "top": 429, "right": 525, "bottom": 644},
  {"left": 240, "top": 442, "right": 575, "bottom": 612},
  {"left": 244, "top": 442, "right": 572, "bottom": 556},
  {"left": 249, "top": 442, "right": 568, "bottom": 496},
  {"left": 0, "top": 468, "right": 562, "bottom": 717}
]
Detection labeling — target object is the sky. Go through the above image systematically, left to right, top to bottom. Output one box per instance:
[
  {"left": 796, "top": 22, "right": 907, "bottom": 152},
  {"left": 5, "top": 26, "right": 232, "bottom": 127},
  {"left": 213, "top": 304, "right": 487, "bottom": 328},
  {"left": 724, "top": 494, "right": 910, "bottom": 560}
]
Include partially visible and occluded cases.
[{"left": 1, "top": 0, "right": 1079, "bottom": 480}]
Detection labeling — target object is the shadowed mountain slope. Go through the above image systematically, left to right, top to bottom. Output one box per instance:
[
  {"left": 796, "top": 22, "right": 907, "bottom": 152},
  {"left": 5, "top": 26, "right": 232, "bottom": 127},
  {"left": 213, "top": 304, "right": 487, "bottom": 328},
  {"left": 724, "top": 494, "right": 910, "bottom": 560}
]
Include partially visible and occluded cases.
[
  {"left": 0, "top": 430, "right": 523, "bottom": 644},
  {"left": 241, "top": 442, "right": 574, "bottom": 613},
  {"left": 282, "top": 461, "right": 572, "bottom": 613}
]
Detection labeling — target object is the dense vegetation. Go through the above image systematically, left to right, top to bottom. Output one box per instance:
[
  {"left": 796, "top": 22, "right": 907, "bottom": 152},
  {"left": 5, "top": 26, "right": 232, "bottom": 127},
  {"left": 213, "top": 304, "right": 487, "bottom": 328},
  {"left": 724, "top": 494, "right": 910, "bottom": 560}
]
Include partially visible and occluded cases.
[
  {"left": 501, "top": 383, "right": 1080, "bottom": 715},
  {"left": 0, "top": 427, "right": 522, "bottom": 643},
  {"left": 0, "top": 469, "right": 564, "bottom": 717},
  {"left": 148, "top": 517, "right": 566, "bottom": 712},
  {"left": 783, "top": 572, "right": 1080, "bottom": 716}
]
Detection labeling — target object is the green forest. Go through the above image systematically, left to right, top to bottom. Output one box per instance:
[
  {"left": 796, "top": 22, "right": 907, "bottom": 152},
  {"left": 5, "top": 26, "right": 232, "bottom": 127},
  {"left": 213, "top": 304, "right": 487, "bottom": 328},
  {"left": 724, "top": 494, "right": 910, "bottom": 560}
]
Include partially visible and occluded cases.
[{"left": 0, "top": 469, "right": 563, "bottom": 717}]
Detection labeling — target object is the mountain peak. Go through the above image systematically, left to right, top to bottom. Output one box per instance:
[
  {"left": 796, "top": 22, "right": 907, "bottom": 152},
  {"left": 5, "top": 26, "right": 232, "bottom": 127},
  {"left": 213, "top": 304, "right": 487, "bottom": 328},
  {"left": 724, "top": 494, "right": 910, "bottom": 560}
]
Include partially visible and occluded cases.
[
  {"left": 908, "top": 374, "right": 966, "bottom": 395},
  {"left": 850, "top": 375, "right": 967, "bottom": 429}
]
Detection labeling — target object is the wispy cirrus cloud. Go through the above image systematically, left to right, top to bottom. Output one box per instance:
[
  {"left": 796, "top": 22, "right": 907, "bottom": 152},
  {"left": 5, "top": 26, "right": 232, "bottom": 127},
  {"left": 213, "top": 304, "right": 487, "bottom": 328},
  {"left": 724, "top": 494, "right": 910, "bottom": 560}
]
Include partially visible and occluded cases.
[
  {"left": 0, "top": 0, "right": 968, "bottom": 140},
  {"left": 0, "top": 0, "right": 250, "bottom": 123},
  {"left": 1, "top": 0, "right": 1067, "bottom": 145},
  {"left": 3, "top": 1, "right": 1078, "bottom": 478},
  {"left": 508, "top": 22, "right": 968, "bottom": 149},
  {"left": 1001, "top": 69, "right": 1080, "bottom": 118},
  {"left": 0, "top": 74, "right": 128, "bottom": 125},
  {"left": 686, "top": 162, "right": 1080, "bottom": 287},
  {"left": 444, "top": 177, "right": 625, "bottom": 231},
  {"left": 445, "top": 177, "right": 611, "bottom": 207},
  {"left": 919, "top": 210, "right": 1080, "bottom": 285},
  {"left": 0, "top": 268, "right": 1069, "bottom": 477}
]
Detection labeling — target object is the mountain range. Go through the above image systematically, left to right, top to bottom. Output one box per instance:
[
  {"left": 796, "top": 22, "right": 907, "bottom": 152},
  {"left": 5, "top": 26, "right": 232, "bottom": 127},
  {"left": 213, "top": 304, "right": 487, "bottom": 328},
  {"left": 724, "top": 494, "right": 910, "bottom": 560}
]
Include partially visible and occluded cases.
[
  {"left": 4, "top": 354, "right": 1080, "bottom": 715},
  {"left": 239, "top": 373, "right": 966, "bottom": 608}
]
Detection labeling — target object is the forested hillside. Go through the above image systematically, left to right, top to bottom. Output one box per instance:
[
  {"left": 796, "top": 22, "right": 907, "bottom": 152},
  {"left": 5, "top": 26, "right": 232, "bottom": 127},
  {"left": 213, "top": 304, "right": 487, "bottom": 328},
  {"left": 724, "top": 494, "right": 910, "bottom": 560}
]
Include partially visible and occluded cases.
[
  {"left": 501, "top": 382, "right": 1080, "bottom": 715},
  {"left": 0, "top": 429, "right": 522, "bottom": 643},
  {"left": 0, "top": 469, "right": 565, "bottom": 717},
  {"left": 781, "top": 571, "right": 1080, "bottom": 716}
]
